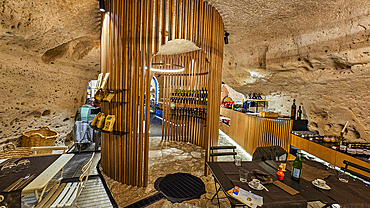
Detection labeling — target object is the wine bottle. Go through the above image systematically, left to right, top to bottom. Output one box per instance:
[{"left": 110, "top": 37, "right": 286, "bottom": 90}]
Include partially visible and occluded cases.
[
  {"left": 291, "top": 99, "right": 296, "bottom": 120},
  {"left": 297, "top": 105, "right": 302, "bottom": 120},
  {"left": 291, "top": 151, "right": 302, "bottom": 180}
]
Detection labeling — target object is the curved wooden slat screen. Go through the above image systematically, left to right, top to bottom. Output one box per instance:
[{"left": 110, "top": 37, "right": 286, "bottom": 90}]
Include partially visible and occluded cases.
[{"left": 100, "top": 0, "right": 224, "bottom": 186}]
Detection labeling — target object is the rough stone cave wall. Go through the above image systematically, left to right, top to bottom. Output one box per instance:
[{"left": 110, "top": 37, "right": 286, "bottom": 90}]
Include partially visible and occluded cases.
[
  {"left": 0, "top": 0, "right": 101, "bottom": 146},
  {"left": 1, "top": 0, "right": 370, "bottom": 147},
  {"left": 216, "top": 1, "right": 370, "bottom": 142}
]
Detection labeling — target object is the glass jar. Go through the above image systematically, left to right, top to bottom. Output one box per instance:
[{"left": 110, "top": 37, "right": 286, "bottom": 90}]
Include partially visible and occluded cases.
[
  {"left": 330, "top": 136, "right": 337, "bottom": 143},
  {"left": 340, "top": 141, "right": 347, "bottom": 152},
  {"left": 347, "top": 143, "right": 356, "bottom": 155},
  {"left": 356, "top": 144, "right": 364, "bottom": 155},
  {"left": 364, "top": 144, "right": 370, "bottom": 156}
]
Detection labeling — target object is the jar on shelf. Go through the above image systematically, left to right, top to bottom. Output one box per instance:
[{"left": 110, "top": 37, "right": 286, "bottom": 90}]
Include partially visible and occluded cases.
[
  {"left": 323, "top": 136, "right": 331, "bottom": 143},
  {"left": 347, "top": 143, "right": 356, "bottom": 155}
]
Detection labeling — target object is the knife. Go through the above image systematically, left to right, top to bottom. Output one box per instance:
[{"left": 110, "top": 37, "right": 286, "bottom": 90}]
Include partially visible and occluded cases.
[
  {"left": 3, "top": 174, "right": 35, "bottom": 192},
  {"left": 12, "top": 174, "right": 35, "bottom": 191},
  {"left": 3, "top": 177, "right": 25, "bottom": 192}
]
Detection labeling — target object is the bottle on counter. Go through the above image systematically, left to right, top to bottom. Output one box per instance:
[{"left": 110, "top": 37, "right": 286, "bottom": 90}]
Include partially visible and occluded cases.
[
  {"left": 252, "top": 93, "right": 257, "bottom": 99},
  {"left": 291, "top": 99, "right": 296, "bottom": 120},
  {"left": 297, "top": 105, "right": 302, "bottom": 120},
  {"left": 291, "top": 151, "right": 302, "bottom": 180}
]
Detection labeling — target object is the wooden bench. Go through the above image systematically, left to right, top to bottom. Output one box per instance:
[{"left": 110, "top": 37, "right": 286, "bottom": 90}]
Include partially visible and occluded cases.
[
  {"left": 31, "top": 146, "right": 68, "bottom": 155},
  {"left": 34, "top": 153, "right": 95, "bottom": 208},
  {"left": 341, "top": 160, "right": 370, "bottom": 182}
]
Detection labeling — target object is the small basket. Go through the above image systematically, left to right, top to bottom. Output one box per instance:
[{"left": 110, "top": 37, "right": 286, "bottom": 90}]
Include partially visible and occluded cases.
[
  {"left": 21, "top": 126, "right": 58, "bottom": 154},
  {"left": 0, "top": 143, "right": 33, "bottom": 159}
]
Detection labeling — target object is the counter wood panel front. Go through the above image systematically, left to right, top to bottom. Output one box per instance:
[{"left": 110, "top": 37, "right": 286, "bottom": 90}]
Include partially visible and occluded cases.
[{"left": 220, "top": 108, "right": 293, "bottom": 155}]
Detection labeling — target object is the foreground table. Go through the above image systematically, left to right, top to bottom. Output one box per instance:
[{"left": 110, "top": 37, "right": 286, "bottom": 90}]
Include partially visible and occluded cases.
[
  {"left": 0, "top": 154, "right": 74, "bottom": 208},
  {"left": 23, "top": 154, "right": 74, "bottom": 202},
  {"left": 208, "top": 160, "right": 370, "bottom": 207},
  {"left": 207, "top": 161, "right": 307, "bottom": 208}
]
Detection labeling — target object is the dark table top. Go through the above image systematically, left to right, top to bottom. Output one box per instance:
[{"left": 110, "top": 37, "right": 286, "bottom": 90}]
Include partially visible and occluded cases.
[
  {"left": 0, "top": 155, "right": 60, "bottom": 192},
  {"left": 208, "top": 160, "right": 370, "bottom": 208}
]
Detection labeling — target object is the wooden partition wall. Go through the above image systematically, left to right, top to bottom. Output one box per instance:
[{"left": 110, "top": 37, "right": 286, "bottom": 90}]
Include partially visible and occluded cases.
[
  {"left": 100, "top": 0, "right": 224, "bottom": 186},
  {"left": 161, "top": 51, "right": 209, "bottom": 148},
  {"left": 220, "top": 108, "right": 293, "bottom": 155}
]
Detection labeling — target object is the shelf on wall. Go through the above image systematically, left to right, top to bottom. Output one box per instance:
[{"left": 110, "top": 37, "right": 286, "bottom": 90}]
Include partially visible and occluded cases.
[
  {"left": 104, "top": 89, "right": 129, "bottom": 93},
  {"left": 100, "top": 100, "right": 129, "bottom": 104},
  {"left": 90, "top": 125, "right": 129, "bottom": 136}
]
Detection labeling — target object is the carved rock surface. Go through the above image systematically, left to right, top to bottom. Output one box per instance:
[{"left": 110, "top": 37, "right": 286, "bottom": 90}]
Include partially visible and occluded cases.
[
  {"left": 0, "top": 0, "right": 101, "bottom": 143},
  {"left": 1, "top": 0, "right": 370, "bottom": 143},
  {"left": 206, "top": 0, "right": 370, "bottom": 141}
]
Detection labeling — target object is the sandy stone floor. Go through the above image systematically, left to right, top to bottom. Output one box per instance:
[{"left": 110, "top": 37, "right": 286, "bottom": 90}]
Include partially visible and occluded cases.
[
  {"left": 102, "top": 131, "right": 327, "bottom": 208},
  {"left": 103, "top": 136, "right": 233, "bottom": 208}
]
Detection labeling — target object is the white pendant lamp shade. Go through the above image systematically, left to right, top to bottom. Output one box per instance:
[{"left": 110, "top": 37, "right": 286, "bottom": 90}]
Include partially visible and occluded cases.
[{"left": 150, "top": 39, "right": 201, "bottom": 73}]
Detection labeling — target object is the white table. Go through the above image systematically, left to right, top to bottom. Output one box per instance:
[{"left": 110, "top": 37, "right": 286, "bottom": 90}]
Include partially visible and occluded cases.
[{"left": 23, "top": 154, "right": 74, "bottom": 201}]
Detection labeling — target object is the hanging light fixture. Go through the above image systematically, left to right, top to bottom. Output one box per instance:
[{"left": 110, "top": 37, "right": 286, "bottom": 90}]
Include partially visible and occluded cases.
[
  {"left": 99, "top": 0, "right": 105, "bottom": 12},
  {"left": 224, "top": 31, "right": 229, "bottom": 45},
  {"left": 150, "top": 39, "right": 201, "bottom": 73},
  {"left": 150, "top": 54, "right": 185, "bottom": 73}
]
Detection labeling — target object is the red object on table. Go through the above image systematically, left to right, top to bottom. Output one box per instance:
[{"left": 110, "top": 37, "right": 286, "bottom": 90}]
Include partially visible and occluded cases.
[{"left": 277, "top": 165, "right": 285, "bottom": 180}]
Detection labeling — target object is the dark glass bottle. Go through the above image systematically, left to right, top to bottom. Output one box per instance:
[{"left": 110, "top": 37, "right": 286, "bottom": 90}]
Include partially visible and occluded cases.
[
  {"left": 252, "top": 93, "right": 257, "bottom": 99},
  {"left": 291, "top": 99, "right": 296, "bottom": 120},
  {"left": 297, "top": 105, "right": 302, "bottom": 120},
  {"left": 291, "top": 152, "right": 302, "bottom": 180}
]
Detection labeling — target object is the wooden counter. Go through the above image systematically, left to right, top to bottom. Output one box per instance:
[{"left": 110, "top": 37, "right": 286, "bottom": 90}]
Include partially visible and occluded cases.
[
  {"left": 220, "top": 108, "right": 293, "bottom": 155},
  {"left": 220, "top": 108, "right": 370, "bottom": 179},
  {"left": 291, "top": 134, "right": 370, "bottom": 179}
]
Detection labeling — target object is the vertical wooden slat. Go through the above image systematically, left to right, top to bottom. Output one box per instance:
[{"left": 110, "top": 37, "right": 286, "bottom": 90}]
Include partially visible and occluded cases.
[
  {"left": 137, "top": 0, "right": 144, "bottom": 187},
  {"left": 162, "top": 0, "right": 167, "bottom": 45},
  {"left": 168, "top": 0, "right": 174, "bottom": 41}
]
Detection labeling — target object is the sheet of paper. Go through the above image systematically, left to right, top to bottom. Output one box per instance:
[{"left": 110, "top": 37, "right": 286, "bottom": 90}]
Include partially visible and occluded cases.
[{"left": 227, "top": 186, "right": 263, "bottom": 208}]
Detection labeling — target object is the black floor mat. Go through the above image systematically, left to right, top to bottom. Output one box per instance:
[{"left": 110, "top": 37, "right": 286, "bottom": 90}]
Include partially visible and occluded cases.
[
  {"left": 61, "top": 152, "right": 94, "bottom": 179},
  {"left": 124, "top": 173, "right": 205, "bottom": 208},
  {"left": 154, "top": 173, "right": 205, "bottom": 203},
  {"left": 124, "top": 193, "right": 164, "bottom": 208}
]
